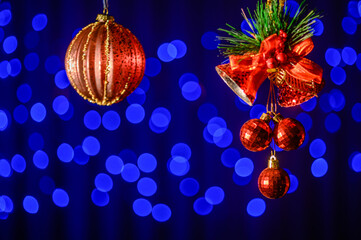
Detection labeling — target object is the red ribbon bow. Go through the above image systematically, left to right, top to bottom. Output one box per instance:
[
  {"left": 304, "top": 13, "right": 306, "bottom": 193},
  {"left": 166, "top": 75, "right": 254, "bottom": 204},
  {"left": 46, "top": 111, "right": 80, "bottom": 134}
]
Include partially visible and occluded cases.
[{"left": 216, "top": 31, "right": 324, "bottom": 107}]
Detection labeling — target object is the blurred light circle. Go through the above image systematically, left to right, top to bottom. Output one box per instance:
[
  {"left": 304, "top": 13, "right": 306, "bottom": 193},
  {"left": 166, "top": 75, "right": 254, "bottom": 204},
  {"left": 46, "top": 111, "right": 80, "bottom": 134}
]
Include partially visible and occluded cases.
[
  {"left": 284, "top": 0, "right": 300, "bottom": 17},
  {"left": 349, "top": 1, "right": 360, "bottom": 18},
  {"left": 0, "top": 10, "right": 11, "bottom": 26},
  {"left": 32, "top": 14, "right": 47, "bottom": 31},
  {"left": 342, "top": 17, "right": 357, "bottom": 35},
  {"left": 241, "top": 19, "right": 256, "bottom": 37},
  {"left": 311, "top": 19, "right": 324, "bottom": 36},
  {"left": 0, "top": 28, "right": 3, "bottom": 43},
  {"left": 72, "top": 28, "right": 82, "bottom": 38},
  {"left": 201, "top": 31, "right": 219, "bottom": 50},
  {"left": 24, "top": 32, "right": 40, "bottom": 49},
  {"left": 3, "top": 36, "right": 17, "bottom": 54},
  {"left": 171, "top": 40, "right": 187, "bottom": 59},
  {"left": 157, "top": 43, "right": 177, "bottom": 62},
  {"left": 342, "top": 47, "right": 357, "bottom": 65},
  {"left": 325, "top": 48, "right": 341, "bottom": 67},
  {"left": 24, "top": 52, "right": 39, "bottom": 71},
  {"left": 357, "top": 54, "right": 361, "bottom": 71},
  {"left": 45, "top": 55, "right": 61, "bottom": 74},
  {"left": 145, "top": 57, "right": 161, "bottom": 77},
  {"left": 9, "top": 58, "right": 21, "bottom": 77},
  {"left": 0, "top": 60, "right": 10, "bottom": 79},
  {"left": 330, "top": 67, "right": 346, "bottom": 85},
  {"left": 54, "top": 70, "right": 70, "bottom": 89},
  {"left": 179, "top": 73, "right": 198, "bottom": 88},
  {"left": 138, "top": 76, "right": 150, "bottom": 92},
  {"left": 182, "top": 81, "right": 202, "bottom": 101},
  {"left": 17, "top": 84, "right": 32, "bottom": 103},
  {"left": 127, "top": 88, "right": 146, "bottom": 105},
  {"left": 328, "top": 89, "right": 345, "bottom": 112},
  {"left": 319, "top": 93, "right": 332, "bottom": 113},
  {"left": 52, "top": 95, "right": 69, "bottom": 115},
  {"left": 235, "top": 96, "right": 252, "bottom": 111},
  {"left": 300, "top": 97, "right": 317, "bottom": 112},
  {"left": 59, "top": 102, "right": 74, "bottom": 121},
  {"left": 30, "top": 103, "right": 46, "bottom": 122},
  {"left": 197, "top": 103, "right": 218, "bottom": 124},
  {"left": 352, "top": 103, "right": 361, "bottom": 122},
  {"left": 126, "top": 104, "right": 145, "bottom": 124},
  {"left": 250, "top": 104, "right": 266, "bottom": 119},
  {"left": 0, "top": 110, "right": 8, "bottom": 131},
  {"left": 84, "top": 110, "right": 101, "bottom": 130},
  {"left": 102, "top": 110, "right": 120, "bottom": 131},
  {"left": 296, "top": 112, "right": 312, "bottom": 131},
  {"left": 151, "top": 113, "right": 169, "bottom": 128},
  {"left": 325, "top": 113, "right": 341, "bottom": 133},
  {"left": 207, "top": 117, "right": 227, "bottom": 135},
  {"left": 203, "top": 126, "right": 214, "bottom": 143},
  {"left": 213, "top": 128, "right": 233, "bottom": 148},
  {"left": 28, "top": 132, "right": 44, "bottom": 151},
  {"left": 82, "top": 136, "right": 100, "bottom": 156},
  {"left": 270, "top": 139, "right": 284, "bottom": 152},
  {"left": 309, "top": 139, "right": 326, "bottom": 158},
  {"left": 57, "top": 143, "right": 74, "bottom": 163},
  {"left": 171, "top": 143, "right": 191, "bottom": 160},
  {"left": 73, "top": 145, "right": 89, "bottom": 165},
  {"left": 221, "top": 148, "right": 240, "bottom": 168},
  {"left": 119, "top": 149, "right": 137, "bottom": 163},
  {"left": 33, "top": 150, "right": 49, "bottom": 169},
  {"left": 351, "top": 152, "right": 361, "bottom": 172},
  {"left": 137, "top": 153, "right": 157, "bottom": 173},
  {"left": 11, "top": 154, "right": 26, "bottom": 173},
  {"left": 105, "top": 155, "right": 124, "bottom": 175},
  {"left": 168, "top": 158, "right": 189, "bottom": 176},
  {"left": 235, "top": 158, "right": 254, "bottom": 177},
  {"left": 311, "top": 158, "right": 328, "bottom": 177},
  {"left": 0, "top": 159, "right": 11, "bottom": 177},
  {"left": 121, "top": 163, "right": 140, "bottom": 183},
  {"left": 232, "top": 172, "right": 252, "bottom": 186},
  {"left": 94, "top": 173, "right": 113, "bottom": 192},
  {"left": 287, "top": 174, "right": 299, "bottom": 194},
  {"left": 39, "top": 176, "right": 55, "bottom": 195},
  {"left": 137, "top": 177, "right": 157, "bottom": 197},
  {"left": 179, "top": 178, "right": 199, "bottom": 197},
  {"left": 205, "top": 186, "right": 224, "bottom": 205},
  {"left": 52, "top": 189, "right": 69, "bottom": 207},
  {"left": 91, "top": 189, "right": 109, "bottom": 207},
  {"left": 2, "top": 195, "right": 13, "bottom": 213},
  {"left": 23, "top": 196, "right": 39, "bottom": 214},
  {"left": 193, "top": 197, "right": 213, "bottom": 215},
  {"left": 133, "top": 198, "right": 152, "bottom": 217},
  {"left": 247, "top": 198, "right": 266, "bottom": 217},
  {"left": 152, "top": 204, "right": 171, "bottom": 222}
]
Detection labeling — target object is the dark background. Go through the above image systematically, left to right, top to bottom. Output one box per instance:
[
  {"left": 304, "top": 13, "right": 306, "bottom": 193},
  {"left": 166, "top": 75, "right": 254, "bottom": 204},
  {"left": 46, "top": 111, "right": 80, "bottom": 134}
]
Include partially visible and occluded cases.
[{"left": 0, "top": 0, "right": 361, "bottom": 239}]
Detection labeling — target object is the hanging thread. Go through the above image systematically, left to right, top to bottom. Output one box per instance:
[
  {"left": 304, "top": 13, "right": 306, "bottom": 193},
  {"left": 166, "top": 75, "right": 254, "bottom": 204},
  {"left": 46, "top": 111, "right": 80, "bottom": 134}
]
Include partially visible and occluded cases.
[{"left": 103, "top": 0, "right": 109, "bottom": 15}]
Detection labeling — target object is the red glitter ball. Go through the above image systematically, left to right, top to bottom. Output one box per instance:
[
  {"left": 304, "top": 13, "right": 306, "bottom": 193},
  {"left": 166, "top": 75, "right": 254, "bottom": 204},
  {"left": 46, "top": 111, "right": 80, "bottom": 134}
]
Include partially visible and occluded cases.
[
  {"left": 273, "top": 118, "right": 305, "bottom": 151},
  {"left": 240, "top": 119, "right": 272, "bottom": 152},
  {"left": 258, "top": 167, "right": 290, "bottom": 199}
]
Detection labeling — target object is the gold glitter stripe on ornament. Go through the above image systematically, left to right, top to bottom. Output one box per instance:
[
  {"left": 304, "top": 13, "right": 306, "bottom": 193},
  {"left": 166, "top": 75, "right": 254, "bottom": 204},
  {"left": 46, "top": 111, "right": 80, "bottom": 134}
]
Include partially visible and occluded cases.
[
  {"left": 102, "top": 21, "right": 111, "bottom": 105},
  {"left": 82, "top": 22, "right": 99, "bottom": 102},
  {"left": 66, "top": 24, "right": 93, "bottom": 101}
]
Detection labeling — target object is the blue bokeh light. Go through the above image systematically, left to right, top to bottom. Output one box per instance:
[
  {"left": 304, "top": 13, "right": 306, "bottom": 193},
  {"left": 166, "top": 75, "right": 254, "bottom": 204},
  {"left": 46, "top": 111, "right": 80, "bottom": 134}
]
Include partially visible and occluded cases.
[
  {"left": 285, "top": 0, "right": 300, "bottom": 17},
  {"left": 349, "top": 1, "right": 360, "bottom": 18},
  {"left": 0, "top": 10, "right": 11, "bottom": 26},
  {"left": 32, "top": 14, "right": 47, "bottom": 31},
  {"left": 342, "top": 17, "right": 357, "bottom": 35},
  {"left": 241, "top": 19, "right": 256, "bottom": 37},
  {"left": 311, "top": 19, "right": 324, "bottom": 36},
  {"left": 201, "top": 31, "right": 219, "bottom": 50},
  {"left": 3, "top": 36, "right": 17, "bottom": 54},
  {"left": 171, "top": 40, "right": 187, "bottom": 59},
  {"left": 157, "top": 43, "right": 177, "bottom": 62},
  {"left": 342, "top": 47, "right": 357, "bottom": 65},
  {"left": 325, "top": 48, "right": 341, "bottom": 67},
  {"left": 24, "top": 52, "right": 39, "bottom": 71},
  {"left": 45, "top": 55, "right": 61, "bottom": 74},
  {"left": 9, "top": 58, "right": 21, "bottom": 77},
  {"left": 145, "top": 58, "right": 161, "bottom": 77},
  {"left": 0, "top": 60, "right": 10, "bottom": 79},
  {"left": 330, "top": 67, "right": 346, "bottom": 86},
  {"left": 54, "top": 70, "right": 70, "bottom": 89},
  {"left": 179, "top": 73, "right": 198, "bottom": 88},
  {"left": 138, "top": 76, "right": 150, "bottom": 92},
  {"left": 182, "top": 81, "right": 202, "bottom": 101},
  {"left": 17, "top": 84, "right": 32, "bottom": 103},
  {"left": 127, "top": 88, "right": 146, "bottom": 105},
  {"left": 329, "top": 89, "right": 345, "bottom": 112},
  {"left": 319, "top": 93, "right": 332, "bottom": 113},
  {"left": 52, "top": 95, "right": 69, "bottom": 115},
  {"left": 235, "top": 96, "right": 252, "bottom": 111},
  {"left": 300, "top": 97, "right": 317, "bottom": 112},
  {"left": 30, "top": 103, "right": 46, "bottom": 122},
  {"left": 59, "top": 103, "right": 74, "bottom": 121},
  {"left": 197, "top": 103, "right": 218, "bottom": 124},
  {"left": 352, "top": 103, "right": 361, "bottom": 122},
  {"left": 126, "top": 104, "right": 145, "bottom": 124},
  {"left": 250, "top": 104, "right": 266, "bottom": 119},
  {"left": 0, "top": 110, "right": 8, "bottom": 131},
  {"left": 84, "top": 110, "right": 101, "bottom": 130},
  {"left": 102, "top": 110, "right": 120, "bottom": 131},
  {"left": 296, "top": 112, "right": 312, "bottom": 132},
  {"left": 325, "top": 113, "right": 341, "bottom": 133},
  {"left": 207, "top": 117, "right": 227, "bottom": 136},
  {"left": 213, "top": 128, "right": 233, "bottom": 148},
  {"left": 28, "top": 132, "right": 44, "bottom": 151},
  {"left": 82, "top": 136, "right": 100, "bottom": 156},
  {"left": 309, "top": 139, "right": 326, "bottom": 158},
  {"left": 57, "top": 143, "right": 74, "bottom": 163},
  {"left": 171, "top": 143, "right": 191, "bottom": 160},
  {"left": 73, "top": 145, "right": 89, "bottom": 165},
  {"left": 221, "top": 148, "right": 240, "bottom": 168},
  {"left": 33, "top": 150, "right": 49, "bottom": 169},
  {"left": 351, "top": 152, "right": 361, "bottom": 172},
  {"left": 137, "top": 153, "right": 157, "bottom": 173},
  {"left": 11, "top": 154, "right": 26, "bottom": 173},
  {"left": 105, "top": 155, "right": 124, "bottom": 175},
  {"left": 168, "top": 158, "right": 190, "bottom": 176},
  {"left": 235, "top": 158, "right": 254, "bottom": 177},
  {"left": 311, "top": 158, "right": 328, "bottom": 177},
  {"left": 0, "top": 159, "right": 11, "bottom": 177},
  {"left": 121, "top": 163, "right": 140, "bottom": 183},
  {"left": 233, "top": 172, "right": 252, "bottom": 186},
  {"left": 94, "top": 173, "right": 113, "bottom": 192},
  {"left": 287, "top": 174, "right": 299, "bottom": 194},
  {"left": 39, "top": 176, "right": 55, "bottom": 195},
  {"left": 137, "top": 177, "right": 157, "bottom": 197},
  {"left": 179, "top": 178, "right": 199, "bottom": 197},
  {"left": 205, "top": 186, "right": 224, "bottom": 205},
  {"left": 52, "top": 189, "right": 69, "bottom": 207},
  {"left": 91, "top": 189, "right": 109, "bottom": 207},
  {"left": 2, "top": 196, "right": 13, "bottom": 213},
  {"left": 23, "top": 196, "right": 39, "bottom": 214},
  {"left": 193, "top": 197, "right": 213, "bottom": 215},
  {"left": 133, "top": 198, "right": 152, "bottom": 217},
  {"left": 247, "top": 198, "right": 266, "bottom": 217},
  {"left": 152, "top": 204, "right": 171, "bottom": 222}
]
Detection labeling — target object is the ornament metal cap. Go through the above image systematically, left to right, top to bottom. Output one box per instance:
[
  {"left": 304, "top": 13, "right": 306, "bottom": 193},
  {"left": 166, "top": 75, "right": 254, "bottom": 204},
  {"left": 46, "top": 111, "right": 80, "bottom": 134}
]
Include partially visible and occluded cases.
[
  {"left": 96, "top": 14, "right": 114, "bottom": 22},
  {"left": 260, "top": 112, "right": 272, "bottom": 123},
  {"left": 272, "top": 113, "right": 284, "bottom": 123},
  {"left": 268, "top": 155, "right": 279, "bottom": 169}
]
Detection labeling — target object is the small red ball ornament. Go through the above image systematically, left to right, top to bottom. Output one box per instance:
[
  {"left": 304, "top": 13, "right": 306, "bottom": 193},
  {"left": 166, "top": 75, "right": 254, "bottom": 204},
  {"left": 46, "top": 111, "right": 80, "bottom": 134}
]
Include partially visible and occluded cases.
[
  {"left": 65, "top": 14, "right": 145, "bottom": 106},
  {"left": 276, "top": 53, "right": 287, "bottom": 63},
  {"left": 266, "top": 58, "right": 277, "bottom": 69},
  {"left": 240, "top": 113, "right": 272, "bottom": 152},
  {"left": 272, "top": 114, "right": 305, "bottom": 151},
  {"left": 258, "top": 155, "right": 290, "bottom": 199}
]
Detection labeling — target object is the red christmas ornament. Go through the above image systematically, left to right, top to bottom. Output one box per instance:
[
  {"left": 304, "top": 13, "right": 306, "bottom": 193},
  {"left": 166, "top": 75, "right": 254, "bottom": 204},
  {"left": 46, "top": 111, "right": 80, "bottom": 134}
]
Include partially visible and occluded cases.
[
  {"left": 65, "top": 14, "right": 145, "bottom": 106},
  {"left": 276, "top": 53, "right": 287, "bottom": 63},
  {"left": 266, "top": 58, "right": 277, "bottom": 69},
  {"left": 240, "top": 113, "right": 272, "bottom": 152},
  {"left": 273, "top": 114, "right": 305, "bottom": 151},
  {"left": 258, "top": 155, "right": 290, "bottom": 199}
]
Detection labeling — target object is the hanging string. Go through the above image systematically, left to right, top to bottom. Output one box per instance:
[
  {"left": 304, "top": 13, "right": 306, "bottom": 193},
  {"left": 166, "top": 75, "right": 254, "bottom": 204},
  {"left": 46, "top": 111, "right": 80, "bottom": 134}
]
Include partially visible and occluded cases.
[{"left": 103, "top": 0, "right": 109, "bottom": 15}]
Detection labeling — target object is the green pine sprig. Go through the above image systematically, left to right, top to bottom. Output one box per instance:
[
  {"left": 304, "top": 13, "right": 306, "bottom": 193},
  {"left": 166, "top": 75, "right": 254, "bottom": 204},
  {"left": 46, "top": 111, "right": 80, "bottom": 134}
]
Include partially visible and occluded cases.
[{"left": 218, "top": 0, "right": 322, "bottom": 56}]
